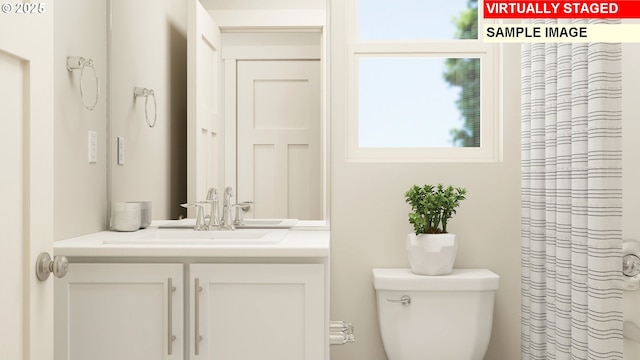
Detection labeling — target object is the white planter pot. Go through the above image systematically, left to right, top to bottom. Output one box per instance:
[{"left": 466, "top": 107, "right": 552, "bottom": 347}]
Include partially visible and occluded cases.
[{"left": 405, "top": 233, "right": 458, "bottom": 276}]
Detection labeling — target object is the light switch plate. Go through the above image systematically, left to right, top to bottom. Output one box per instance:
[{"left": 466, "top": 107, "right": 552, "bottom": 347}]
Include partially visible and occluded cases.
[{"left": 88, "top": 131, "right": 97, "bottom": 164}]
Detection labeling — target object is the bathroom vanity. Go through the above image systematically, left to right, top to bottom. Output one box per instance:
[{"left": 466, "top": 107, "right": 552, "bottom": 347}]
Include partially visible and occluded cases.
[{"left": 53, "top": 223, "right": 330, "bottom": 360}]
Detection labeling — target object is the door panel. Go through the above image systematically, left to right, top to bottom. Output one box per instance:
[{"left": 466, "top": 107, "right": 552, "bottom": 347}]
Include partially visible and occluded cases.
[
  {"left": 187, "top": 0, "right": 223, "bottom": 213},
  {"left": 0, "top": 2, "right": 54, "bottom": 359},
  {"left": 0, "top": 47, "right": 27, "bottom": 360},
  {"left": 237, "top": 60, "right": 321, "bottom": 220},
  {"left": 55, "top": 264, "right": 184, "bottom": 360},
  {"left": 191, "top": 264, "right": 325, "bottom": 360}
]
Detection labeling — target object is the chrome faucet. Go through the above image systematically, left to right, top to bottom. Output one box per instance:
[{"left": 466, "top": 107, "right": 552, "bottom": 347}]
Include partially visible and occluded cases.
[
  {"left": 221, "top": 186, "right": 235, "bottom": 230},
  {"left": 184, "top": 187, "right": 251, "bottom": 231},
  {"left": 180, "top": 188, "right": 221, "bottom": 231},
  {"left": 204, "top": 188, "right": 220, "bottom": 230}
]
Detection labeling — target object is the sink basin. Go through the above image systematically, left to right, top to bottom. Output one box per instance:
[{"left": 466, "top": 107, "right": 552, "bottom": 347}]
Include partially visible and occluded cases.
[
  {"left": 157, "top": 218, "right": 298, "bottom": 229},
  {"left": 236, "top": 218, "right": 298, "bottom": 229},
  {"left": 103, "top": 229, "right": 288, "bottom": 245}
]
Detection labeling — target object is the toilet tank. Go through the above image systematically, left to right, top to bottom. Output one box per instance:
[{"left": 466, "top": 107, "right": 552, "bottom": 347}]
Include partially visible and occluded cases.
[{"left": 372, "top": 268, "right": 499, "bottom": 360}]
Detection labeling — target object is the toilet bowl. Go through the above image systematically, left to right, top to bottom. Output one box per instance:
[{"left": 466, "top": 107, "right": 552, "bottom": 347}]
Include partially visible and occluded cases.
[{"left": 372, "top": 268, "right": 499, "bottom": 360}]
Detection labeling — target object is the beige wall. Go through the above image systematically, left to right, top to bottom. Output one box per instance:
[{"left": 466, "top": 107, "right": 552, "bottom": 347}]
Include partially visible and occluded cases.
[
  {"left": 54, "top": 0, "right": 108, "bottom": 240},
  {"left": 55, "top": 0, "right": 188, "bottom": 240},
  {"left": 110, "top": 0, "right": 188, "bottom": 220},
  {"left": 328, "top": 5, "right": 522, "bottom": 360}
]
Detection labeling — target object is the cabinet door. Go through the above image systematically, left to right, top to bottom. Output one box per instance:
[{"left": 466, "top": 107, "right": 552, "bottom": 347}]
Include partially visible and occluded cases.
[
  {"left": 55, "top": 263, "right": 184, "bottom": 360},
  {"left": 191, "top": 264, "right": 325, "bottom": 360}
]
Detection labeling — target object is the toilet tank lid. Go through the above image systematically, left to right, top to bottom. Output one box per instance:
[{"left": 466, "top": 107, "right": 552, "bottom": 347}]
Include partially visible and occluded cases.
[{"left": 372, "top": 268, "right": 499, "bottom": 291}]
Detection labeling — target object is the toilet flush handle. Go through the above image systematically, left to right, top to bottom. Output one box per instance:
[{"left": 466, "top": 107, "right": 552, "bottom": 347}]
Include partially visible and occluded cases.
[{"left": 387, "top": 295, "right": 411, "bottom": 306}]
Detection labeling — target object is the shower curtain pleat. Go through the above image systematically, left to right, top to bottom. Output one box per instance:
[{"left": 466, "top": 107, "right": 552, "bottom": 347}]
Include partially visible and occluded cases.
[{"left": 521, "top": 19, "right": 623, "bottom": 360}]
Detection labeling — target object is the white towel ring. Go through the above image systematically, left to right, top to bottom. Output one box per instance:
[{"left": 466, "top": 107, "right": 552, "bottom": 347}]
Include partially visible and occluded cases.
[
  {"left": 67, "top": 56, "right": 99, "bottom": 111},
  {"left": 133, "top": 87, "right": 157, "bottom": 128}
]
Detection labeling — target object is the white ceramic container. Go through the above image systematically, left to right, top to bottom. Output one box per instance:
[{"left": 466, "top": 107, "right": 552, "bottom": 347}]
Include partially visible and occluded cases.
[
  {"left": 128, "top": 201, "right": 152, "bottom": 228},
  {"left": 110, "top": 202, "right": 141, "bottom": 232},
  {"left": 405, "top": 233, "right": 458, "bottom": 275}
]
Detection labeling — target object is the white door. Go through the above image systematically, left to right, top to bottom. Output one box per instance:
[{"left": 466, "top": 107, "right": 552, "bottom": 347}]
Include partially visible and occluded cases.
[
  {"left": 187, "top": 0, "right": 223, "bottom": 213},
  {"left": 0, "top": 2, "right": 55, "bottom": 360},
  {"left": 237, "top": 60, "right": 321, "bottom": 220},
  {"left": 55, "top": 264, "right": 184, "bottom": 360},
  {"left": 190, "top": 264, "right": 325, "bottom": 360}
]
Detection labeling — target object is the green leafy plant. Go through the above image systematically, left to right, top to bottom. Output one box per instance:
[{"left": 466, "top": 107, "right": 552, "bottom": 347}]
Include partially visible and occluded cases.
[{"left": 404, "top": 184, "right": 467, "bottom": 235}]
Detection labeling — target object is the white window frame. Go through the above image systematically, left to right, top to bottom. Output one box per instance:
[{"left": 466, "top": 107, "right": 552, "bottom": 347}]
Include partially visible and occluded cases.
[{"left": 346, "top": 0, "right": 502, "bottom": 162}]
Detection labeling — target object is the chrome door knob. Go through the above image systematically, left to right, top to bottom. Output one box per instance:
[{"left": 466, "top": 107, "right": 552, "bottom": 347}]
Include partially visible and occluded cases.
[
  {"left": 36, "top": 252, "right": 69, "bottom": 281},
  {"left": 624, "top": 254, "right": 640, "bottom": 277}
]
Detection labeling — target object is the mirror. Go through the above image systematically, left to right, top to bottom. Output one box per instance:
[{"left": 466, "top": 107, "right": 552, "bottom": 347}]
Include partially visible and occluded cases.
[
  {"left": 108, "top": 0, "right": 329, "bottom": 224},
  {"left": 188, "top": 1, "right": 328, "bottom": 223}
]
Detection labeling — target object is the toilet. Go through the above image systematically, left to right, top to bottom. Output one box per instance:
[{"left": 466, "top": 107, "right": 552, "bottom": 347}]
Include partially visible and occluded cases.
[{"left": 372, "top": 268, "right": 499, "bottom": 360}]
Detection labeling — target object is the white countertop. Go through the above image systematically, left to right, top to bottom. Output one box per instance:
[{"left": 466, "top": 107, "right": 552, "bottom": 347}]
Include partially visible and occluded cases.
[{"left": 54, "top": 222, "right": 330, "bottom": 258}]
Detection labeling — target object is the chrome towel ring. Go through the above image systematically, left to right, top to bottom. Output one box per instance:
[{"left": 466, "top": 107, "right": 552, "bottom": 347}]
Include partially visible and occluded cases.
[
  {"left": 66, "top": 56, "right": 99, "bottom": 111},
  {"left": 134, "top": 87, "right": 157, "bottom": 128}
]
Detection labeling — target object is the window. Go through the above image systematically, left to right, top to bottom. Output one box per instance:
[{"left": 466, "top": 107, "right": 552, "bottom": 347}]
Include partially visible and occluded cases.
[{"left": 347, "top": 0, "right": 501, "bottom": 161}]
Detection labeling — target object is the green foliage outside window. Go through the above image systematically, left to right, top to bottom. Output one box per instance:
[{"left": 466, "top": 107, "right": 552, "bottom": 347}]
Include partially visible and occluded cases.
[{"left": 443, "top": 0, "right": 481, "bottom": 147}]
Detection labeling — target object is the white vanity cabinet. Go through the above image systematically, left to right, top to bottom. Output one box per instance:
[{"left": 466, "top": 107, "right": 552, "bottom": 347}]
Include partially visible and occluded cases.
[
  {"left": 55, "top": 262, "right": 327, "bottom": 360},
  {"left": 54, "top": 263, "right": 184, "bottom": 360},
  {"left": 190, "top": 264, "right": 325, "bottom": 360}
]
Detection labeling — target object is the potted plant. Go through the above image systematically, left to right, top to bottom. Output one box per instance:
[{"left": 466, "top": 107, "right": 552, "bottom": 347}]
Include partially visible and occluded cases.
[{"left": 404, "top": 184, "right": 467, "bottom": 275}]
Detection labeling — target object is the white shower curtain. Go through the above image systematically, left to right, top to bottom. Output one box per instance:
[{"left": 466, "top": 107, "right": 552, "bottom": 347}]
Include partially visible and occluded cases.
[{"left": 521, "top": 20, "right": 624, "bottom": 360}]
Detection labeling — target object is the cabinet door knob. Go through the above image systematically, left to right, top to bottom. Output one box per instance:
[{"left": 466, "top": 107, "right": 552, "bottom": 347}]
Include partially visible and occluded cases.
[{"left": 36, "top": 252, "right": 69, "bottom": 281}]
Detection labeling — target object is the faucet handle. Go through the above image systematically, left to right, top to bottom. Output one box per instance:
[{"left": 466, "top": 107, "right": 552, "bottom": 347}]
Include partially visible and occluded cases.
[
  {"left": 231, "top": 201, "right": 253, "bottom": 226},
  {"left": 236, "top": 201, "right": 253, "bottom": 212},
  {"left": 180, "top": 203, "right": 207, "bottom": 231}
]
